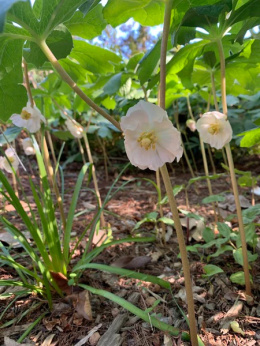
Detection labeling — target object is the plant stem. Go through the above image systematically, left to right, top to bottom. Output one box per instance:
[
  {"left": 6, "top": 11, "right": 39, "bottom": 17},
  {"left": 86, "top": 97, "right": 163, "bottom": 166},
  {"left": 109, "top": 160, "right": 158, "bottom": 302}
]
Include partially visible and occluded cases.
[
  {"left": 160, "top": 1, "right": 198, "bottom": 344},
  {"left": 217, "top": 39, "right": 251, "bottom": 296},
  {"left": 38, "top": 40, "right": 121, "bottom": 132},
  {"left": 23, "top": 58, "right": 34, "bottom": 107},
  {"left": 210, "top": 70, "right": 219, "bottom": 111},
  {"left": 46, "top": 130, "right": 60, "bottom": 186},
  {"left": 82, "top": 133, "right": 105, "bottom": 229},
  {"left": 42, "top": 135, "right": 67, "bottom": 231},
  {"left": 207, "top": 144, "right": 217, "bottom": 175},
  {"left": 160, "top": 165, "right": 198, "bottom": 345},
  {"left": 156, "top": 169, "right": 166, "bottom": 242}
]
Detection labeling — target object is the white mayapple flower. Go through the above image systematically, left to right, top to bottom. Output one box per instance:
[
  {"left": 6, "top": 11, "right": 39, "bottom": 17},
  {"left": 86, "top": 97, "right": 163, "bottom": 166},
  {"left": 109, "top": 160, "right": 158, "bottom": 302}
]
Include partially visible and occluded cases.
[
  {"left": 120, "top": 100, "right": 183, "bottom": 171},
  {"left": 11, "top": 102, "right": 46, "bottom": 133},
  {"left": 196, "top": 111, "right": 232, "bottom": 150},
  {"left": 65, "top": 119, "right": 84, "bottom": 139},
  {"left": 186, "top": 119, "right": 196, "bottom": 132},
  {"left": 22, "top": 138, "right": 35, "bottom": 156},
  {"left": 0, "top": 148, "right": 19, "bottom": 173}
]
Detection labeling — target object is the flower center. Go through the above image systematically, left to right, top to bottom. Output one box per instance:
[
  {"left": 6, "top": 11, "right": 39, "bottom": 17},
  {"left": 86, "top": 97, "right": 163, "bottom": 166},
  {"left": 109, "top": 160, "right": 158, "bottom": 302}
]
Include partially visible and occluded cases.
[
  {"left": 21, "top": 110, "right": 32, "bottom": 120},
  {"left": 208, "top": 123, "right": 222, "bottom": 135},
  {"left": 137, "top": 131, "right": 157, "bottom": 150},
  {"left": 7, "top": 156, "right": 15, "bottom": 163}
]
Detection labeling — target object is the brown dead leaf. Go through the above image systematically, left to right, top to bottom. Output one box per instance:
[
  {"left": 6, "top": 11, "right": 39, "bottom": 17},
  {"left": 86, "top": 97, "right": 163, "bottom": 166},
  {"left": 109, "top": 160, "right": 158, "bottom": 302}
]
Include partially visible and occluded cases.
[
  {"left": 219, "top": 194, "right": 251, "bottom": 212},
  {"left": 111, "top": 255, "right": 151, "bottom": 269},
  {"left": 50, "top": 272, "right": 72, "bottom": 295},
  {"left": 75, "top": 290, "right": 92, "bottom": 321},
  {"left": 225, "top": 301, "right": 243, "bottom": 319},
  {"left": 41, "top": 334, "right": 56, "bottom": 346},
  {"left": 4, "top": 337, "right": 33, "bottom": 346}
]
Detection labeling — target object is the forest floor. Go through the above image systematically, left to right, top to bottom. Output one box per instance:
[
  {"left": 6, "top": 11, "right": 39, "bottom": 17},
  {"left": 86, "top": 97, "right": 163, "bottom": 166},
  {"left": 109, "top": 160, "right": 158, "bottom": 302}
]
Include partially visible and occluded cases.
[{"left": 0, "top": 157, "right": 260, "bottom": 346}]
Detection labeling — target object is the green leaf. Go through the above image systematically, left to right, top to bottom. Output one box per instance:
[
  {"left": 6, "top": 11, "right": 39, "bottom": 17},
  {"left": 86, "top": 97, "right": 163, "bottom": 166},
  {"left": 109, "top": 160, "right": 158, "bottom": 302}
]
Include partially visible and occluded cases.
[
  {"left": 0, "top": 0, "right": 27, "bottom": 33},
  {"left": 30, "top": 0, "right": 88, "bottom": 36},
  {"left": 79, "top": 0, "right": 101, "bottom": 16},
  {"left": 103, "top": 0, "right": 164, "bottom": 28},
  {"left": 181, "top": 0, "right": 232, "bottom": 29},
  {"left": 227, "top": 0, "right": 260, "bottom": 27},
  {"left": 65, "top": 4, "right": 106, "bottom": 40},
  {"left": 24, "top": 25, "right": 73, "bottom": 68},
  {"left": 0, "top": 38, "right": 27, "bottom": 122},
  {"left": 70, "top": 40, "right": 121, "bottom": 74},
  {"left": 138, "top": 40, "right": 161, "bottom": 85},
  {"left": 126, "top": 52, "right": 144, "bottom": 70},
  {"left": 103, "top": 73, "right": 122, "bottom": 95},
  {"left": 0, "top": 127, "right": 22, "bottom": 145},
  {"left": 239, "top": 127, "right": 260, "bottom": 147},
  {"left": 51, "top": 130, "right": 74, "bottom": 140},
  {"left": 64, "top": 163, "right": 90, "bottom": 263},
  {"left": 202, "top": 194, "right": 225, "bottom": 204},
  {"left": 242, "top": 204, "right": 260, "bottom": 224},
  {"left": 158, "top": 217, "right": 174, "bottom": 226},
  {"left": 217, "top": 222, "right": 231, "bottom": 239},
  {"left": 236, "top": 224, "right": 257, "bottom": 249},
  {"left": 202, "top": 227, "right": 215, "bottom": 243},
  {"left": 210, "top": 245, "right": 233, "bottom": 258},
  {"left": 233, "top": 248, "right": 258, "bottom": 267},
  {"left": 202, "top": 264, "right": 223, "bottom": 277},
  {"left": 230, "top": 271, "right": 246, "bottom": 285}
]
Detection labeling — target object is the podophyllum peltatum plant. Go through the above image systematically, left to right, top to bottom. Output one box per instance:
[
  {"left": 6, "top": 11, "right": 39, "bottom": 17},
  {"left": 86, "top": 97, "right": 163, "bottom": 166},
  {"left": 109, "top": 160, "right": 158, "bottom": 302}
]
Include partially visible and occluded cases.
[{"left": 0, "top": 0, "right": 259, "bottom": 345}]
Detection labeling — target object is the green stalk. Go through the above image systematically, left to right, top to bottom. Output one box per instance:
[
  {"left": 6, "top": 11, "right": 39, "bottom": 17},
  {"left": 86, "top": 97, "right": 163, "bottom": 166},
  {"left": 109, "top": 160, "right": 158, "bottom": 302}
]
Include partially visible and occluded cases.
[
  {"left": 160, "top": 1, "right": 198, "bottom": 344},
  {"left": 216, "top": 38, "right": 251, "bottom": 296},
  {"left": 38, "top": 40, "right": 121, "bottom": 132},
  {"left": 82, "top": 132, "right": 105, "bottom": 228}
]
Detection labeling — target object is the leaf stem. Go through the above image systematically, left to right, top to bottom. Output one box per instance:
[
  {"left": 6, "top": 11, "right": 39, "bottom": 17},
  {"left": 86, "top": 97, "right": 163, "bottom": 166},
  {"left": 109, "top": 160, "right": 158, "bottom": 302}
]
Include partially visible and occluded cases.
[
  {"left": 160, "top": 1, "right": 198, "bottom": 345},
  {"left": 216, "top": 39, "right": 251, "bottom": 296},
  {"left": 38, "top": 40, "right": 121, "bottom": 131}
]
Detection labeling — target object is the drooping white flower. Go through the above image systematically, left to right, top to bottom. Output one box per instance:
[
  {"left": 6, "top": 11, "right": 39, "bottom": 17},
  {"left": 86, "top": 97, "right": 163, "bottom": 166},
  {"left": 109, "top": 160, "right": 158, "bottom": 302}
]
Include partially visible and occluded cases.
[
  {"left": 120, "top": 100, "right": 183, "bottom": 171},
  {"left": 11, "top": 102, "right": 46, "bottom": 133},
  {"left": 196, "top": 111, "right": 232, "bottom": 150},
  {"left": 65, "top": 119, "right": 84, "bottom": 139},
  {"left": 186, "top": 119, "right": 196, "bottom": 132},
  {"left": 22, "top": 138, "right": 35, "bottom": 156},
  {"left": 0, "top": 148, "right": 19, "bottom": 173}
]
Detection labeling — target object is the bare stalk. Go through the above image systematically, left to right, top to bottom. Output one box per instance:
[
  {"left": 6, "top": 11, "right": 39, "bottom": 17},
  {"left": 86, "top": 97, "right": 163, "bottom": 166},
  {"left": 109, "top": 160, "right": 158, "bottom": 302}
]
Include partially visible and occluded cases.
[
  {"left": 160, "top": 1, "right": 198, "bottom": 344},
  {"left": 217, "top": 39, "right": 251, "bottom": 296},
  {"left": 38, "top": 40, "right": 121, "bottom": 132},
  {"left": 83, "top": 132, "right": 106, "bottom": 229},
  {"left": 156, "top": 169, "right": 166, "bottom": 243}
]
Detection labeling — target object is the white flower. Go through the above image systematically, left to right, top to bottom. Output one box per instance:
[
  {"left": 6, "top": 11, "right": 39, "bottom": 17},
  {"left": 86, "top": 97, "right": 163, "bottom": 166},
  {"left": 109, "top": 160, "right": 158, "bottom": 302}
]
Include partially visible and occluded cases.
[
  {"left": 120, "top": 101, "right": 183, "bottom": 171},
  {"left": 11, "top": 102, "right": 46, "bottom": 133},
  {"left": 196, "top": 111, "right": 232, "bottom": 150},
  {"left": 65, "top": 119, "right": 84, "bottom": 139},
  {"left": 186, "top": 119, "right": 196, "bottom": 132},
  {"left": 22, "top": 138, "right": 35, "bottom": 156},
  {"left": 0, "top": 148, "right": 19, "bottom": 173}
]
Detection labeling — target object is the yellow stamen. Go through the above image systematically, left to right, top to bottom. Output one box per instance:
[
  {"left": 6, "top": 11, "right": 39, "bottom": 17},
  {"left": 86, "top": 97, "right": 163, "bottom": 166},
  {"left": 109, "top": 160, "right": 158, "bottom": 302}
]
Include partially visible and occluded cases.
[
  {"left": 21, "top": 110, "right": 32, "bottom": 120},
  {"left": 208, "top": 123, "right": 221, "bottom": 135},
  {"left": 137, "top": 131, "right": 157, "bottom": 150},
  {"left": 7, "top": 156, "right": 15, "bottom": 163}
]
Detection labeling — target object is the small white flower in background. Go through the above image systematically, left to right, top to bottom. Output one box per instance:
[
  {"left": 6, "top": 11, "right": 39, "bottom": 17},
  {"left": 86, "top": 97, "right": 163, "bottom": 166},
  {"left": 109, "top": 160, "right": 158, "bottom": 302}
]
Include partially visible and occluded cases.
[
  {"left": 120, "top": 100, "right": 183, "bottom": 171},
  {"left": 11, "top": 102, "right": 46, "bottom": 133},
  {"left": 196, "top": 111, "right": 232, "bottom": 150},
  {"left": 65, "top": 119, "right": 84, "bottom": 139},
  {"left": 186, "top": 119, "right": 196, "bottom": 132},
  {"left": 22, "top": 138, "right": 35, "bottom": 156},
  {"left": 0, "top": 148, "right": 19, "bottom": 173}
]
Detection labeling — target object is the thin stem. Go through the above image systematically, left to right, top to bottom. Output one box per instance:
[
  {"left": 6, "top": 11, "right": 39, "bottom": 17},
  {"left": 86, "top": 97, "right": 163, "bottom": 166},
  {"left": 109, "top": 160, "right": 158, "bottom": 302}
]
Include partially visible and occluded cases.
[
  {"left": 160, "top": 1, "right": 198, "bottom": 345},
  {"left": 217, "top": 39, "right": 251, "bottom": 296},
  {"left": 38, "top": 40, "right": 121, "bottom": 132},
  {"left": 23, "top": 59, "right": 34, "bottom": 107},
  {"left": 210, "top": 71, "right": 219, "bottom": 111},
  {"left": 46, "top": 130, "right": 60, "bottom": 186},
  {"left": 82, "top": 133, "right": 105, "bottom": 229},
  {"left": 42, "top": 136, "right": 67, "bottom": 231},
  {"left": 78, "top": 138, "right": 86, "bottom": 164},
  {"left": 207, "top": 144, "right": 217, "bottom": 175},
  {"left": 160, "top": 165, "right": 198, "bottom": 346},
  {"left": 156, "top": 169, "right": 166, "bottom": 243}
]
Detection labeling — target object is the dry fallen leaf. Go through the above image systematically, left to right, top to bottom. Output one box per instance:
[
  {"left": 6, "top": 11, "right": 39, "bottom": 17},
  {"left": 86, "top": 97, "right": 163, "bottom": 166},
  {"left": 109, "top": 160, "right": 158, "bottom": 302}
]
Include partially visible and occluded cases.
[
  {"left": 219, "top": 194, "right": 251, "bottom": 212},
  {"left": 111, "top": 255, "right": 151, "bottom": 269},
  {"left": 50, "top": 272, "right": 72, "bottom": 295},
  {"left": 75, "top": 290, "right": 93, "bottom": 321},
  {"left": 4, "top": 337, "right": 33, "bottom": 346}
]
